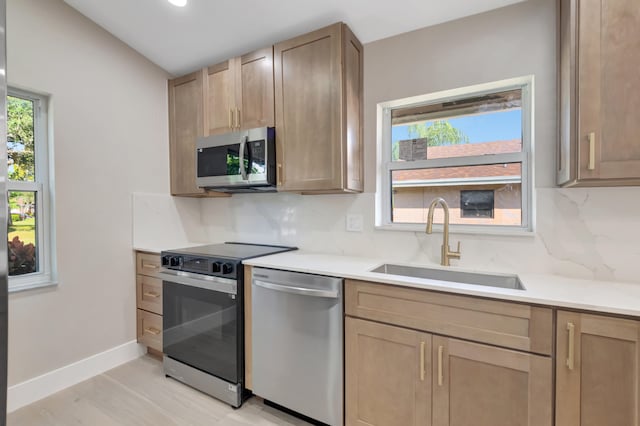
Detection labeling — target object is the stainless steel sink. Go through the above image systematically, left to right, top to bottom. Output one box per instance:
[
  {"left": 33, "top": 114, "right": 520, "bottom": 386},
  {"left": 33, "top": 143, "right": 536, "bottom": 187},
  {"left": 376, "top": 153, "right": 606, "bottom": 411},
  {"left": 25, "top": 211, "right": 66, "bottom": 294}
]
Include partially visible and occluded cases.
[{"left": 370, "top": 263, "right": 525, "bottom": 290}]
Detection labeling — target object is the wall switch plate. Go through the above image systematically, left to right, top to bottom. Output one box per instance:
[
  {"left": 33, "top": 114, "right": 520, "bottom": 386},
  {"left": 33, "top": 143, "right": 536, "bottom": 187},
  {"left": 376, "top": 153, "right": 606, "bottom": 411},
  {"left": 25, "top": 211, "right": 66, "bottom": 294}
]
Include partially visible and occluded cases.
[{"left": 346, "top": 214, "right": 364, "bottom": 232}]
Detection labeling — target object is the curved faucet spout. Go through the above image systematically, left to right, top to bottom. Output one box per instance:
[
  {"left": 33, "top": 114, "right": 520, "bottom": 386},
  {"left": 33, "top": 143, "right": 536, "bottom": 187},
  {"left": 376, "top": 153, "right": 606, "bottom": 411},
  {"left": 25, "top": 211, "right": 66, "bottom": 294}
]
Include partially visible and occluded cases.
[
  {"left": 425, "top": 197, "right": 460, "bottom": 266},
  {"left": 426, "top": 197, "right": 449, "bottom": 235}
]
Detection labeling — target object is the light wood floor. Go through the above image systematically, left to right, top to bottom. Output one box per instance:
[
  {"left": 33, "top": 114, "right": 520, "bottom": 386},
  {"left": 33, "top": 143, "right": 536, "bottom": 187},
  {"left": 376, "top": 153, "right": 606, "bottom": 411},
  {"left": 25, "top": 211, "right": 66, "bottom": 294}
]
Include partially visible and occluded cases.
[{"left": 8, "top": 355, "right": 312, "bottom": 425}]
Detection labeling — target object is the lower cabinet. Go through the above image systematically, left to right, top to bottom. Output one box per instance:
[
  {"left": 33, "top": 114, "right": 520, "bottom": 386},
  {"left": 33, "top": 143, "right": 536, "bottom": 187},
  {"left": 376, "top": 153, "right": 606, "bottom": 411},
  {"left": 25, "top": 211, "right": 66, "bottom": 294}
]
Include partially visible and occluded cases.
[
  {"left": 135, "top": 251, "right": 163, "bottom": 354},
  {"left": 345, "top": 279, "right": 553, "bottom": 426},
  {"left": 136, "top": 309, "right": 162, "bottom": 352},
  {"left": 556, "top": 311, "right": 640, "bottom": 426},
  {"left": 345, "top": 317, "right": 431, "bottom": 426},
  {"left": 346, "top": 317, "right": 552, "bottom": 426},
  {"left": 432, "top": 336, "right": 552, "bottom": 426}
]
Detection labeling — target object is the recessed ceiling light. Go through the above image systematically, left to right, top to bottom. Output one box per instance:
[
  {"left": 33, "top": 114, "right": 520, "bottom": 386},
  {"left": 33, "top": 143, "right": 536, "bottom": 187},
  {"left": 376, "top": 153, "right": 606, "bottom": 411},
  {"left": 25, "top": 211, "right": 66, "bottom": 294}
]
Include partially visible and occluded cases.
[{"left": 168, "top": 0, "right": 187, "bottom": 7}]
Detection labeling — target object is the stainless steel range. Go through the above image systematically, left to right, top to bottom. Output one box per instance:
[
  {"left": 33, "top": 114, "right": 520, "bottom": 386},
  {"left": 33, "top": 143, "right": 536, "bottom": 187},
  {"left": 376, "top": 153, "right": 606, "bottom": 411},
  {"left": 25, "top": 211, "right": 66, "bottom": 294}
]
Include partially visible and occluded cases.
[{"left": 158, "top": 242, "right": 296, "bottom": 407}]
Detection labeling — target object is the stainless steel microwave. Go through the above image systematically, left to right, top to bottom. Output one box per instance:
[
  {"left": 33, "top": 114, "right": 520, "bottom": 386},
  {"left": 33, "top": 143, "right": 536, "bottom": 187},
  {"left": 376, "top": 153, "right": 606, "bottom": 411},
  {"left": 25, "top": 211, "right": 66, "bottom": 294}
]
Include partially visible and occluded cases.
[{"left": 196, "top": 127, "right": 276, "bottom": 192}]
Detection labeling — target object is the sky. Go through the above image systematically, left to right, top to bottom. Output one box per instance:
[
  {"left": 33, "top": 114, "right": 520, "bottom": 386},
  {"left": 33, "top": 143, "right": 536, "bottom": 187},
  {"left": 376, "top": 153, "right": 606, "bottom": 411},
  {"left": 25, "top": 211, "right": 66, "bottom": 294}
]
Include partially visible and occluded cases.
[{"left": 392, "top": 109, "right": 522, "bottom": 145}]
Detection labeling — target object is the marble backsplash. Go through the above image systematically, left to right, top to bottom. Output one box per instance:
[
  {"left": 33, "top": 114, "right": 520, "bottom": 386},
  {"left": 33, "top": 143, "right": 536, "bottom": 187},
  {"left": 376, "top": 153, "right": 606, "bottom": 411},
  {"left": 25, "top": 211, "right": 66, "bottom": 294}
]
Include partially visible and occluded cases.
[{"left": 132, "top": 187, "right": 640, "bottom": 284}]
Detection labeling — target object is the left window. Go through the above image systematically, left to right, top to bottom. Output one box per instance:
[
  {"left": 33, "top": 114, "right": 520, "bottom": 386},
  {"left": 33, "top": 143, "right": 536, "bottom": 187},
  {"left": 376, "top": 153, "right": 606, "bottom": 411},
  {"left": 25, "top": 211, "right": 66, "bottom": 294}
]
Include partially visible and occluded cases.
[{"left": 7, "top": 89, "right": 54, "bottom": 290}]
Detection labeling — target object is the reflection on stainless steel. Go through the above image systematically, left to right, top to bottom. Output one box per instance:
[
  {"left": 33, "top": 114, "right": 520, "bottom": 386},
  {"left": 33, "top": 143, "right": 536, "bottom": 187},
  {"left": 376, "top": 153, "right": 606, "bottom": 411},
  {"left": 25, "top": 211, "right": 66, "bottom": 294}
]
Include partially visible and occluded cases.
[
  {"left": 0, "top": 0, "right": 8, "bottom": 420},
  {"left": 371, "top": 263, "right": 526, "bottom": 290}
]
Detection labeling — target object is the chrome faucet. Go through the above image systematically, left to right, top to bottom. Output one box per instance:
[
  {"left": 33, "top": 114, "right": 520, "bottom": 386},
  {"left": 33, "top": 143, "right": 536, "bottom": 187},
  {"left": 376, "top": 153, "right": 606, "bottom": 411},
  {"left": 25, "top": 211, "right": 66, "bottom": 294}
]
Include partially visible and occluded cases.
[{"left": 425, "top": 198, "right": 461, "bottom": 266}]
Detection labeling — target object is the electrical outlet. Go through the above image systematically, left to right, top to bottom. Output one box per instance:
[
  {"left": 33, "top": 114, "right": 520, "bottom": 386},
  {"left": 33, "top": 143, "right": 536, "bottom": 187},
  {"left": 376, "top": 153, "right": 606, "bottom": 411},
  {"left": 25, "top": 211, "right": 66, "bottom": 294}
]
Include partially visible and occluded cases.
[{"left": 346, "top": 214, "right": 364, "bottom": 232}]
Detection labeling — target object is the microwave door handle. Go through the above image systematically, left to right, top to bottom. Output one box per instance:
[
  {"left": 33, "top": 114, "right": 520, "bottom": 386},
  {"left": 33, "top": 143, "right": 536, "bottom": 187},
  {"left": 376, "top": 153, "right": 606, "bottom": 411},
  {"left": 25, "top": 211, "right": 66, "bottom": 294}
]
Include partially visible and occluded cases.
[{"left": 239, "top": 135, "right": 248, "bottom": 180}]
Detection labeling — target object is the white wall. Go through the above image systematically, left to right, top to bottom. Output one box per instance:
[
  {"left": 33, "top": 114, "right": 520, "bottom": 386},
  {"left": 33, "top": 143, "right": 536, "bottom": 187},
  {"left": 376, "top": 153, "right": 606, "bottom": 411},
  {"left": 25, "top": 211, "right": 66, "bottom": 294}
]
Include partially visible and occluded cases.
[
  {"left": 7, "top": 0, "right": 170, "bottom": 385},
  {"left": 136, "top": 0, "right": 640, "bottom": 285}
]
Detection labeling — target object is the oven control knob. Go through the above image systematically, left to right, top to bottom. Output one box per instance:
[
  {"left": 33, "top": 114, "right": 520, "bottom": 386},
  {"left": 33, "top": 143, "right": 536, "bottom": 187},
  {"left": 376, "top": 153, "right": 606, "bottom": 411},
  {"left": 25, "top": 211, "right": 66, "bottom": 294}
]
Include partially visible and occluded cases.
[
  {"left": 161, "top": 255, "right": 171, "bottom": 267},
  {"left": 170, "top": 256, "right": 181, "bottom": 267},
  {"left": 211, "top": 262, "right": 222, "bottom": 273},
  {"left": 222, "top": 263, "right": 234, "bottom": 275}
]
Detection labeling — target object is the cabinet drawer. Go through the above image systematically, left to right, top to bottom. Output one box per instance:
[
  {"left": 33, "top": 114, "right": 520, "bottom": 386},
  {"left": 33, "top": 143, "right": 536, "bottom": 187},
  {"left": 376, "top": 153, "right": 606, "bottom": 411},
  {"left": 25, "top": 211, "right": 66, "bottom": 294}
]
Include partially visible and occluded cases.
[
  {"left": 136, "top": 252, "right": 162, "bottom": 278},
  {"left": 136, "top": 275, "right": 162, "bottom": 315},
  {"left": 345, "top": 280, "right": 553, "bottom": 355},
  {"left": 137, "top": 309, "right": 162, "bottom": 352}
]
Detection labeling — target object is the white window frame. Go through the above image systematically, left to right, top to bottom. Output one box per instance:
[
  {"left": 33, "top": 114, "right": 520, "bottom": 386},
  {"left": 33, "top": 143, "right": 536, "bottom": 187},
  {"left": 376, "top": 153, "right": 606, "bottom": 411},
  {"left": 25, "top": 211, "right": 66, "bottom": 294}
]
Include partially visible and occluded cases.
[
  {"left": 375, "top": 76, "right": 535, "bottom": 235},
  {"left": 7, "top": 88, "right": 56, "bottom": 291}
]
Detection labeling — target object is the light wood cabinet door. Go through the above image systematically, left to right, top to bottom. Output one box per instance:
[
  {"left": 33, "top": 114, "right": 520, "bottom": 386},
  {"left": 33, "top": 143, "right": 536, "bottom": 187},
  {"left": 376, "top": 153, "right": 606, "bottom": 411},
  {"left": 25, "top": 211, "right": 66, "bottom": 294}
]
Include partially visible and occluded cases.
[
  {"left": 558, "top": 0, "right": 640, "bottom": 186},
  {"left": 274, "top": 23, "right": 363, "bottom": 193},
  {"left": 238, "top": 47, "right": 274, "bottom": 130},
  {"left": 205, "top": 48, "right": 274, "bottom": 134},
  {"left": 205, "top": 60, "right": 237, "bottom": 136},
  {"left": 168, "top": 71, "right": 207, "bottom": 196},
  {"left": 135, "top": 252, "right": 161, "bottom": 279},
  {"left": 136, "top": 275, "right": 162, "bottom": 315},
  {"left": 137, "top": 309, "right": 162, "bottom": 353},
  {"left": 556, "top": 311, "right": 640, "bottom": 426},
  {"left": 345, "top": 317, "right": 431, "bottom": 426},
  {"left": 432, "top": 336, "right": 552, "bottom": 426}
]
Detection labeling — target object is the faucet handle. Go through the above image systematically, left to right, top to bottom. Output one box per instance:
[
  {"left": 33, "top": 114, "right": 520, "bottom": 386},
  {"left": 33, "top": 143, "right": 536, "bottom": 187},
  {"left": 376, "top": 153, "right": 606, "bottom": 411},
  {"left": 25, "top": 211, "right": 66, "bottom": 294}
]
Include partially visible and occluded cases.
[{"left": 448, "top": 241, "right": 462, "bottom": 260}]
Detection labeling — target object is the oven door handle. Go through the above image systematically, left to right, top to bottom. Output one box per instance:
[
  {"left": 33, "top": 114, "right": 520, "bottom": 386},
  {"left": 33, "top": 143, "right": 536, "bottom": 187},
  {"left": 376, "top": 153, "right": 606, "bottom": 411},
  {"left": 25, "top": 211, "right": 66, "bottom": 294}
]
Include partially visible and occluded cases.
[
  {"left": 158, "top": 270, "right": 237, "bottom": 295},
  {"left": 253, "top": 279, "right": 339, "bottom": 299}
]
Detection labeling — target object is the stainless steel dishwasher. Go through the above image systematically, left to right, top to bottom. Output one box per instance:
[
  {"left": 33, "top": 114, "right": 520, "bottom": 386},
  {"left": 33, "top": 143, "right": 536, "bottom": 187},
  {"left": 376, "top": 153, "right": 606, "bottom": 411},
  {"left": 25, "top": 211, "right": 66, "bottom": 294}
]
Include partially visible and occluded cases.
[{"left": 251, "top": 267, "right": 343, "bottom": 426}]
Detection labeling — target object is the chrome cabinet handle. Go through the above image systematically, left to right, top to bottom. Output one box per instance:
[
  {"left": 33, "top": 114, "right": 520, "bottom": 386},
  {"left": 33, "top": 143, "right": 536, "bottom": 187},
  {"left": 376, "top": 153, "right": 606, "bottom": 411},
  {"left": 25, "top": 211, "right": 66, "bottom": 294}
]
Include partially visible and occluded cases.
[
  {"left": 235, "top": 108, "right": 241, "bottom": 129},
  {"left": 588, "top": 132, "right": 595, "bottom": 170},
  {"left": 277, "top": 163, "right": 283, "bottom": 186},
  {"left": 143, "top": 263, "right": 158, "bottom": 270},
  {"left": 143, "top": 291, "right": 160, "bottom": 298},
  {"left": 567, "top": 322, "right": 575, "bottom": 370}
]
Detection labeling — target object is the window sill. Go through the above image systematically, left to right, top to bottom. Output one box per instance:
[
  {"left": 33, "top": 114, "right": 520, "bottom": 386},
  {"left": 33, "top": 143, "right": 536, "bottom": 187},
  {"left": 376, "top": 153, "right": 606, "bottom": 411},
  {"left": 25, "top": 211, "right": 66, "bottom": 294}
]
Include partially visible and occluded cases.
[
  {"left": 375, "top": 223, "right": 536, "bottom": 238},
  {"left": 9, "top": 274, "right": 58, "bottom": 293}
]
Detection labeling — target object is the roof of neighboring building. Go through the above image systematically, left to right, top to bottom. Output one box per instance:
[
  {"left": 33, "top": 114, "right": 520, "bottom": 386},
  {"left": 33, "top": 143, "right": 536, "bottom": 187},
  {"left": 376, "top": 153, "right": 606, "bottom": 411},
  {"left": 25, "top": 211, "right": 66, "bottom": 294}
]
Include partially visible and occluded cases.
[{"left": 393, "top": 139, "right": 522, "bottom": 183}]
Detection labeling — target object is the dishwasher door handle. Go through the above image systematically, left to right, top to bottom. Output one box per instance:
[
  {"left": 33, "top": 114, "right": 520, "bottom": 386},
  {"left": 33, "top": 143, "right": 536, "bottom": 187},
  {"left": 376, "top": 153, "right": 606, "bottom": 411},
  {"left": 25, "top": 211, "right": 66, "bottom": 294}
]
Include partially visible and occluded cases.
[{"left": 253, "top": 279, "right": 339, "bottom": 299}]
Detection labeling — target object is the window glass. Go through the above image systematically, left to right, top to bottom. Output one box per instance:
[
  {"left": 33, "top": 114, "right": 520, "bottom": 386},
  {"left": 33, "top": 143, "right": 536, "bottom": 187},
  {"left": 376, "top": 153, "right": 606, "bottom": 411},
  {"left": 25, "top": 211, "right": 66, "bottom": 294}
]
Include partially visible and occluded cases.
[
  {"left": 391, "top": 89, "right": 522, "bottom": 162},
  {"left": 7, "top": 95, "right": 36, "bottom": 181},
  {"left": 391, "top": 164, "right": 522, "bottom": 226},
  {"left": 8, "top": 191, "right": 38, "bottom": 276}
]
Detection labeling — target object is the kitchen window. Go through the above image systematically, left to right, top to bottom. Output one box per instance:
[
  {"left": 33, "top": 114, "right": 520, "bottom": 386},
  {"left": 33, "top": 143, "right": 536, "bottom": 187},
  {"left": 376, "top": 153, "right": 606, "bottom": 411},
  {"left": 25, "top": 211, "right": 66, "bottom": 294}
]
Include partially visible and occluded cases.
[
  {"left": 376, "top": 77, "right": 533, "bottom": 233},
  {"left": 7, "top": 88, "right": 56, "bottom": 291}
]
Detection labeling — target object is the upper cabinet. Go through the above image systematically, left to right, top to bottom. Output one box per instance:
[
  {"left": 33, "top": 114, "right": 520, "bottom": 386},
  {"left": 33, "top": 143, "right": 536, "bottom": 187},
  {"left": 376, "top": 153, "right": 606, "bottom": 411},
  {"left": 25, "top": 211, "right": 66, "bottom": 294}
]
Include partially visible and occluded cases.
[
  {"left": 558, "top": 0, "right": 640, "bottom": 186},
  {"left": 168, "top": 23, "right": 364, "bottom": 196},
  {"left": 274, "top": 23, "right": 364, "bottom": 193},
  {"left": 204, "top": 47, "right": 275, "bottom": 136},
  {"left": 168, "top": 71, "right": 229, "bottom": 197},
  {"left": 168, "top": 71, "right": 207, "bottom": 196}
]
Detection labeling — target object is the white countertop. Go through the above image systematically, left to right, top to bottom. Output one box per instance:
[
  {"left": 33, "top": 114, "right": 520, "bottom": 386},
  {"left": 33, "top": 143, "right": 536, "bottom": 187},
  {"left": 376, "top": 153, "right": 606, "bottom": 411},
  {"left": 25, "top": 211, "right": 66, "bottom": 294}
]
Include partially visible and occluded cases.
[{"left": 244, "top": 251, "right": 640, "bottom": 317}]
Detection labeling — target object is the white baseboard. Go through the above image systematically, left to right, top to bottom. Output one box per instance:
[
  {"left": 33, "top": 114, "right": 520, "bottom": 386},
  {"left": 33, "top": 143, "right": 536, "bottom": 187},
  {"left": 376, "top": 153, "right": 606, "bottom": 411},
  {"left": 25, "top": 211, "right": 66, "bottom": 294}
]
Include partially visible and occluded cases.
[{"left": 7, "top": 340, "right": 146, "bottom": 413}]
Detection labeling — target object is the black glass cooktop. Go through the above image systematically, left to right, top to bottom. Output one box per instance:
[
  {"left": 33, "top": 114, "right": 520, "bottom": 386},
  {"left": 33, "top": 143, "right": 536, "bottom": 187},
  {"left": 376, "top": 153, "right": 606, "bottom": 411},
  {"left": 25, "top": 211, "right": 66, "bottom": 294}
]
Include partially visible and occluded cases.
[{"left": 167, "top": 242, "right": 297, "bottom": 261}]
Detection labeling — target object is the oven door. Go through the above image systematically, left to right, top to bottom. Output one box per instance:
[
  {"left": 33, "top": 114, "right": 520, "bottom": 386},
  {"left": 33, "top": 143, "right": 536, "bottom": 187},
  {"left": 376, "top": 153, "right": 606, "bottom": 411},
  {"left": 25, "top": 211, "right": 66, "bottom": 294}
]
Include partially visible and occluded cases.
[{"left": 160, "top": 271, "right": 240, "bottom": 384}]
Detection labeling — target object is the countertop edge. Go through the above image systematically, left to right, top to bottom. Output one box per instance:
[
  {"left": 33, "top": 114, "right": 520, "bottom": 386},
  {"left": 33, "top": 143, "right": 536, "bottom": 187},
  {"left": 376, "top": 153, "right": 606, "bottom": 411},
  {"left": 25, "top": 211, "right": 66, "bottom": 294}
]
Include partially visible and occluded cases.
[{"left": 244, "top": 253, "right": 640, "bottom": 318}]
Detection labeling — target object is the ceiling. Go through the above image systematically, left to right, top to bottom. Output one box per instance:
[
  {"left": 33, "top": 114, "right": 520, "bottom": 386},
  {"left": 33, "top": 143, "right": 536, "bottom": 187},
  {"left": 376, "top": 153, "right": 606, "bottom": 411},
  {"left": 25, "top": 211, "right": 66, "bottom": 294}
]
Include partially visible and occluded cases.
[{"left": 63, "top": 0, "right": 525, "bottom": 77}]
